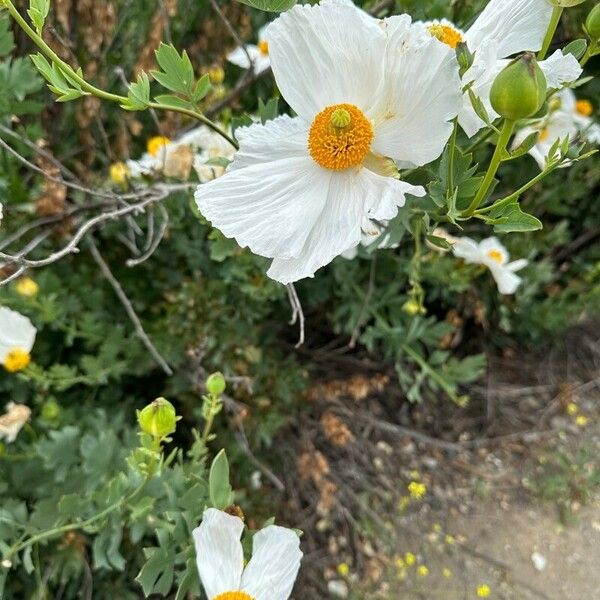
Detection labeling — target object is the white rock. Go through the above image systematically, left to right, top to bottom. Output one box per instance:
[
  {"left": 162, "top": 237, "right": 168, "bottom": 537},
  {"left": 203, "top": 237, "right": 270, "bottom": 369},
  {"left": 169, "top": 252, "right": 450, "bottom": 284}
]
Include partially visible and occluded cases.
[
  {"left": 531, "top": 552, "right": 547, "bottom": 571},
  {"left": 327, "top": 579, "right": 349, "bottom": 598}
]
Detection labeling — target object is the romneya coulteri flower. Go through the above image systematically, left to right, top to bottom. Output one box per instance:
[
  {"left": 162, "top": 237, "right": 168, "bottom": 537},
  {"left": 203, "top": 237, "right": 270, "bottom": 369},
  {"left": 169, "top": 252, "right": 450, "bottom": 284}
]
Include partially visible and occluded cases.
[
  {"left": 195, "top": 0, "right": 462, "bottom": 284},
  {"left": 424, "top": 0, "right": 582, "bottom": 137},
  {"left": 227, "top": 25, "right": 271, "bottom": 75},
  {"left": 512, "top": 89, "right": 600, "bottom": 169},
  {"left": 452, "top": 237, "right": 528, "bottom": 294},
  {"left": 0, "top": 306, "right": 37, "bottom": 373},
  {"left": 0, "top": 402, "right": 31, "bottom": 443},
  {"left": 193, "top": 508, "right": 302, "bottom": 600}
]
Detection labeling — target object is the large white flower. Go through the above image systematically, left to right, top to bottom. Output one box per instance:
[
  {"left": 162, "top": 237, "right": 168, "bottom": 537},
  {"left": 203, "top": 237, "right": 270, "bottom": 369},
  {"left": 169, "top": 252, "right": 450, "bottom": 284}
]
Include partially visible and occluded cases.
[
  {"left": 195, "top": 0, "right": 462, "bottom": 284},
  {"left": 424, "top": 0, "right": 582, "bottom": 137},
  {"left": 227, "top": 26, "right": 271, "bottom": 75},
  {"left": 511, "top": 89, "right": 599, "bottom": 169},
  {"left": 452, "top": 236, "right": 527, "bottom": 294},
  {"left": 0, "top": 306, "right": 37, "bottom": 372},
  {"left": 193, "top": 508, "right": 302, "bottom": 600}
]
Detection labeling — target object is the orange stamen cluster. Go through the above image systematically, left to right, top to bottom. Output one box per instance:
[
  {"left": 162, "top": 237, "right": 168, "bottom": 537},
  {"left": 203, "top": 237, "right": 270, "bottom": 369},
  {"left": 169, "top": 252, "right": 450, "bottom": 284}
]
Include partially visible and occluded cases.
[
  {"left": 427, "top": 24, "right": 463, "bottom": 49},
  {"left": 257, "top": 39, "right": 269, "bottom": 56},
  {"left": 575, "top": 99, "right": 593, "bottom": 117},
  {"left": 308, "top": 103, "right": 373, "bottom": 171},
  {"left": 486, "top": 249, "right": 504, "bottom": 264},
  {"left": 213, "top": 593, "right": 254, "bottom": 600}
]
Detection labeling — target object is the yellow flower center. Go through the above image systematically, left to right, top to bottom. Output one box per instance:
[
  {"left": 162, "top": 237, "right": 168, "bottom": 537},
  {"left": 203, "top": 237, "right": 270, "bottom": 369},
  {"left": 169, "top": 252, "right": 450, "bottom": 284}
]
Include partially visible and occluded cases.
[
  {"left": 427, "top": 24, "right": 463, "bottom": 49},
  {"left": 257, "top": 39, "right": 269, "bottom": 56},
  {"left": 575, "top": 99, "right": 593, "bottom": 117},
  {"left": 308, "top": 103, "right": 373, "bottom": 171},
  {"left": 538, "top": 127, "right": 550, "bottom": 142},
  {"left": 147, "top": 136, "right": 171, "bottom": 157},
  {"left": 109, "top": 162, "right": 130, "bottom": 185},
  {"left": 486, "top": 249, "right": 504, "bottom": 264},
  {"left": 15, "top": 277, "right": 39, "bottom": 297},
  {"left": 3, "top": 348, "right": 31, "bottom": 373},
  {"left": 213, "top": 593, "right": 254, "bottom": 600}
]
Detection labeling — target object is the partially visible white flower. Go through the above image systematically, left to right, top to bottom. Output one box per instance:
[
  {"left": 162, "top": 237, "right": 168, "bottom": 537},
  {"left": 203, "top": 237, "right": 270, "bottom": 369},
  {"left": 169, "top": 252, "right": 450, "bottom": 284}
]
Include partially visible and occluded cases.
[
  {"left": 196, "top": 0, "right": 462, "bottom": 283},
  {"left": 423, "top": 0, "right": 582, "bottom": 137},
  {"left": 227, "top": 26, "right": 271, "bottom": 75},
  {"left": 511, "top": 88, "right": 598, "bottom": 169},
  {"left": 188, "top": 126, "right": 236, "bottom": 183},
  {"left": 341, "top": 218, "right": 398, "bottom": 260},
  {"left": 425, "top": 226, "right": 460, "bottom": 253},
  {"left": 452, "top": 236, "right": 527, "bottom": 294},
  {"left": 0, "top": 307, "right": 37, "bottom": 372},
  {"left": 0, "top": 402, "right": 31, "bottom": 443},
  {"left": 193, "top": 508, "right": 302, "bottom": 600}
]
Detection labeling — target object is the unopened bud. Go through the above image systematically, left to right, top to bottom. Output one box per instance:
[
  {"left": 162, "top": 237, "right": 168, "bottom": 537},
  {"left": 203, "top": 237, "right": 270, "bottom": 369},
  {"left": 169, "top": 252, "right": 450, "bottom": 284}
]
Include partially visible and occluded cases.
[
  {"left": 586, "top": 4, "right": 600, "bottom": 40},
  {"left": 490, "top": 53, "right": 546, "bottom": 120},
  {"left": 206, "top": 372, "right": 226, "bottom": 396},
  {"left": 137, "top": 397, "right": 178, "bottom": 438}
]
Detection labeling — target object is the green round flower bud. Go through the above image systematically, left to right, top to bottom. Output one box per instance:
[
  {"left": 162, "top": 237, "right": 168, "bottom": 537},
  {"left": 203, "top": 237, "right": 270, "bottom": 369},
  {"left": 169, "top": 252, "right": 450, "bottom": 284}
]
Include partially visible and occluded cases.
[
  {"left": 548, "top": 0, "right": 586, "bottom": 6},
  {"left": 586, "top": 4, "right": 600, "bottom": 40},
  {"left": 490, "top": 53, "right": 547, "bottom": 120},
  {"left": 206, "top": 372, "right": 226, "bottom": 395},
  {"left": 137, "top": 397, "right": 177, "bottom": 438},
  {"left": 41, "top": 399, "right": 60, "bottom": 420}
]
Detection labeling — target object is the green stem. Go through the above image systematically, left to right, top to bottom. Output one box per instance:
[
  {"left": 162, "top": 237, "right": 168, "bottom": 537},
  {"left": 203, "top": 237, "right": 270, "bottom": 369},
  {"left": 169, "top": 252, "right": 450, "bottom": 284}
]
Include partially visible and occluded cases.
[
  {"left": 2, "top": 0, "right": 238, "bottom": 149},
  {"left": 538, "top": 6, "right": 563, "bottom": 61},
  {"left": 580, "top": 38, "right": 598, "bottom": 67},
  {"left": 461, "top": 118, "right": 515, "bottom": 217},
  {"left": 447, "top": 119, "right": 458, "bottom": 197},
  {"left": 464, "top": 128, "right": 493, "bottom": 154},
  {"left": 475, "top": 162, "right": 559, "bottom": 215},
  {"left": 6, "top": 475, "right": 149, "bottom": 559}
]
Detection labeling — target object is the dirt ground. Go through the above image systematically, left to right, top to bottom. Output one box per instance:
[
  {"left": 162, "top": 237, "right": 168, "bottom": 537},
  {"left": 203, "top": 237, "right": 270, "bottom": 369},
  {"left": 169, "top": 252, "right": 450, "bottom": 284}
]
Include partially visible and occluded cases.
[{"left": 278, "top": 324, "right": 600, "bottom": 599}]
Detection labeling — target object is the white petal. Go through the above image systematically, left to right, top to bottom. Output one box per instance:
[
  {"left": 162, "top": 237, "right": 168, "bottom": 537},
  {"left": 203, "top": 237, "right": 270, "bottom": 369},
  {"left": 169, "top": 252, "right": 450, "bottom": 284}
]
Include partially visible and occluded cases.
[
  {"left": 265, "top": 0, "right": 387, "bottom": 120},
  {"left": 464, "top": 0, "right": 553, "bottom": 58},
  {"left": 373, "top": 33, "right": 462, "bottom": 165},
  {"left": 227, "top": 45, "right": 260, "bottom": 70},
  {"left": 539, "top": 50, "right": 582, "bottom": 89},
  {"left": 253, "top": 54, "right": 271, "bottom": 75},
  {"left": 196, "top": 118, "right": 331, "bottom": 261},
  {"left": 266, "top": 169, "right": 369, "bottom": 283},
  {"left": 363, "top": 171, "right": 425, "bottom": 221},
  {"left": 478, "top": 236, "right": 508, "bottom": 261},
  {"left": 452, "top": 237, "right": 483, "bottom": 263},
  {"left": 507, "top": 258, "right": 528, "bottom": 272},
  {"left": 489, "top": 264, "right": 522, "bottom": 294},
  {"left": 0, "top": 307, "right": 36, "bottom": 362},
  {"left": 192, "top": 509, "right": 245, "bottom": 599},
  {"left": 241, "top": 525, "right": 302, "bottom": 600}
]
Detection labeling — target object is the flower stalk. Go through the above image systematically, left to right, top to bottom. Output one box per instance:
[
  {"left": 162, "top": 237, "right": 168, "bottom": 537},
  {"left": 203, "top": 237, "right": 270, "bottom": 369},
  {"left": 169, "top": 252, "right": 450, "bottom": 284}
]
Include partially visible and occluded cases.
[{"left": 538, "top": 6, "right": 564, "bottom": 60}]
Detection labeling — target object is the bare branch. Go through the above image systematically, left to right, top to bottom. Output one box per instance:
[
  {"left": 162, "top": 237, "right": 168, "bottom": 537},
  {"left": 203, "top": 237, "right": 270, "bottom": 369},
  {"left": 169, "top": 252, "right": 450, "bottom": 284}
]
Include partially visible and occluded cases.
[{"left": 286, "top": 282, "right": 305, "bottom": 347}]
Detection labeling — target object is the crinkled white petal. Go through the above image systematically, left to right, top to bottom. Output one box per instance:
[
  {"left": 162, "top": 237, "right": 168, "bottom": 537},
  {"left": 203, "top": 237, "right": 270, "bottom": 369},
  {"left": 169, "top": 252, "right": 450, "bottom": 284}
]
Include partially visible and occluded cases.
[
  {"left": 265, "top": 0, "right": 387, "bottom": 121},
  {"left": 464, "top": 0, "right": 553, "bottom": 58},
  {"left": 372, "top": 29, "right": 462, "bottom": 164},
  {"left": 539, "top": 50, "right": 582, "bottom": 89},
  {"left": 196, "top": 117, "right": 331, "bottom": 261},
  {"left": 267, "top": 168, "right": 421, "bottom": 284},
  {"left": 452, "top": 237, "right": 483, "bottom": 263},
  {"left": 489, "top": 264, "right": 523, "bottom": 294},
  {"left": 0, "top": 307, "right": 36, "bottom": 362},
  {"left": 192, "top": 508, "right": 244, "bottom": 599},
  {"left": 241, "top": 525, "right": 303, "bottom": 600}
]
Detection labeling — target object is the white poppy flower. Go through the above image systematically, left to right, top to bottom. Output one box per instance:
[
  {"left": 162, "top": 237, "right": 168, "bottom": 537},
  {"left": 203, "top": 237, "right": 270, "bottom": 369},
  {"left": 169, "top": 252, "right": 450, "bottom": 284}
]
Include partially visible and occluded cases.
[
  {"left": 196, "top": 0, "right": 462, "bottom": 284},
  {"left": 424, "top": 0, "right": 582, "bottom": 137},
  {"left": 227, "top": 26, "right": 271, "bottom": 75},
  {"left": 511, "top": 88, "right": 599, "bottom": 169},
  {"left": 185, "top": 126, "right": 236, "bottom": 183},
  {"left": 452, "top": 236, "right": 527, "bottom": 294},
  {"left": 0, "top": 306, "right": 37, "bottom": 372},
  {"left": 0, "top": 402, "right": 31, "bottom": 443},
  {"left": 193, "top": 508, "right": 302, "bottom": 600}
]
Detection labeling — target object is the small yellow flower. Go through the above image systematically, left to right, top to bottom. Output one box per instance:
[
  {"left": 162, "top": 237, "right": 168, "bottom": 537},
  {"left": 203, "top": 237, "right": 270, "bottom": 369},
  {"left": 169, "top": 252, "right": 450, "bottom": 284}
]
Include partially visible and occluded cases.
[
  {"left": 208, "top": 66, "right": 225, "bottom": 84},
  {"left": 575, "top": 99, "right": 593, "bottom": 117},
  {"left": 147, "top": 135, "right": 171, "bottom": 157},
  {"left": 109, "top": 161, "right": 130, "bottom": 185},
  {"left": 15, "top": 277, "right": 39, "bottom": 297},
  {"left": 3, "top": 348, "right": 31, "bottom": 373},
  {"left": 566, "top": 402, "right": 578, "bottom": 415},
  {"left": 575, "top": 415, "right": 589, "bottom": 427},
  {"left": 408, "top": 481, "right": 427, "bottom": 500},
  {"left": 398, "top": 496, "right": 410, "bottom": 512},
  {"left": 432, "top": 523, "right": 442, "bottom": 533},
  {"left": 445, "top": 534, "right": 455, "bottom": 545},
  {"left": 404, "top": 552, "right": 416, "bottom": 566},
  {"left": 394, "top": 558, "right": 405, "bottom": 569},
  {"left": 337, "top": 562, "right": 349, "bottom": 576},
  {"left": 417, "top": 565, "right": 429, "bottom": 577},
  {"left": 443, "top": 567, "right": 453, "bottom": 578},
  {"left": 476, "top": 584, "right": 491, "bottom": 597}
]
